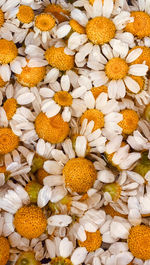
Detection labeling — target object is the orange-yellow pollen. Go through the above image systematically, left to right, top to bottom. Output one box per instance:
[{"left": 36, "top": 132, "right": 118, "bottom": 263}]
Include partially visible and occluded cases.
[
  {"left": 44, "top": 4, "right": 69, "bottom": 23},
  {"left": 17, "top": 5, "right": 34, "bottom": 24},
  {"left": 0, "top": 9, "right": 4, "bottom": 28},
  {"left": 125, "top": 11, "right": 150, "bottom": 39},
  {"left": 35, "top": 13, "right": 55, "bottom": 31},
  {"left": 86, "top": 17, "right": 116, "bottom": 45},
  {"left": 69, "top": 19, "right": 85, "bottom": 34},
  {"left": 0, "top": 39, "right": 18, "bottom": 64},
  {"left": 45, "top": 46, "right": 74, "bottom": 71},
  {"left": 105, "top": 58, "right": 129, "bottom": 80},
  {"left": 16, "top": 64, "right": 46, "bottom": 87},
  {"left": 91, "top": 85, "right": 108, "bottom": 99},
  {"left": 54, "top": 91, "right": 72, "bottom": 107},
  {"left": 3, "top": 98, "right": 17, "bottom": 120},
  {"left": 80, "top": 109, "right": 104, "bottom": 131},
  {"left": 118, "top": 109, "right": 139, "bottom": 134},
  {"left": 35, "top": 112, "right": 69, "bottom": 144},
  {"left": 0, "top": 128, "right": 19, "bottom": 154},
  {"left": 63, "top": 157, "right": 97, "bottom": 194},
  {"left": 103, "top": 182, "right": 121, "bottom": 202},
  {"left": 14, "top": 205, "right": 47, "bottom": 239},
  {"left": 128, "top": 225, "right": 150, "bottom": 260},
  {"left": 78, "top": 230, "right": 102, "bottom": 252},
  {"left": 0, "top": 237, "right": 10, "bottom": 265},
  {"left": 51, "top": 257, "right": 73, "bottom": 265}
]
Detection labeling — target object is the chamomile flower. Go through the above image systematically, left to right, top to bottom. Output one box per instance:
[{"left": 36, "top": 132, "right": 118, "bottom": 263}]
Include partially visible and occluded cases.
[
  {"left": 56, "top": 0, "right": 134, "bottom": 51},
  {"left": 125, "top": 0, "right": 150, "bottom": 46},
  {"left": 86, "top": 41, "right": 148, "bottom": 99},
  {"left": 40, "top": 74, "right": 87, "bottom": 122},
  {"left": 46, "top": 237, "right": 87, "bottom": 265}
]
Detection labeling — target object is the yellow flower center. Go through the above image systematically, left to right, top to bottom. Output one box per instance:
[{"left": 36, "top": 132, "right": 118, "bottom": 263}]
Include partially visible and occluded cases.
[
  {"left": 44, "top": 4, "right": 69, "bottom": 23},
  {"left": 17, "top": 5, "right": 34, "bottom": 24},
  {"left": 0, "top": 9, "right": 4, "bottom": 28},
  {"left": 125, "top": 11, "right": 150, "bottom": 39},
  {"left": 35, "top": 13, "right": 55, "bottom": 31},
  {"left": 86, "top": 17, "right": 116, "bottom": 45},
  {"left": 69, "top": 19, "right": 85, "bottom": 34},
  {"left": 0, "top": 39, "right": 18, "bottom": 64},
  {"left": 45, "top": 46, "right": 74, "bottom": 71},
  {"left": 129, "top": 46, "right": 150, "bottom": 70},
  {"left": 105, "top": 58, "right": 129, "bottom": 80},
  {"left": 16, "top": 64, "right": 46, "bottom": 87},
  {"left": 0, "top": 76, "right": 6, "bottom": 87},
  {"left": 91, "top": 85, "right": 108, "bottom": 99},
  {"left": 54, "top": 91, "right": 73, "bottom": 107},
  {"left": 3, "top": 98, "right": 17, "bottom": 120},
  {"left": 80, "top": 109, "right": 104, "bottom": 131},
  {"left": 118, "top": 109, "right": 139, "bottom": 135},
  {"left": 35, "top": 112, "right": 69, "bottom": 144},
  {"left": 0, "top": 128, "right": 19, "bottom": 154},
  {"left": 63, "top": 157, "right": 97, "bottom": 194},
  {"left": 36, "top": 168, "right": 48, "bottom": 185},
  {"left": 102, "top": 182, "right": 121, "bottom": 202},
  {"left": 103, "top": 204, "right": 127, "bottom": 218},
  {"left": 14, "top": 205, "right": 47, "bottom": 239},
  {"left": 128, "top": 225, "right": 150, "bottom": 260},
  {"left": 78, "top": 230, "right": 102, "bottom": 252},
  {"left": 0, "top": 237, "right": 10, "bottom": 265},
  {"left": 15, "top": 252, "right": 39, "bottom": 265},
  {"left": 51, "top": 257, "right": 73, "bottom": 265}
]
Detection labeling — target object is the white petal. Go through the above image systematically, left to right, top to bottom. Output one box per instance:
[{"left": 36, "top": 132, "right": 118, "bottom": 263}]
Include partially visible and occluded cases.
[
  {"left": 57, "top": 25, "right": 71, "bottom": 38},
  {"left": 126, "top": 48, "right": 143, "bottom": 63},
  {"left": 0, "top": 64, "right": 11, "bottom": 81},
  {"left": 128, "top": 64, "right": 148, "bottom": 76},
  {"left": 124, "top": 76, "right": 140, "bottom": 93},
  {"left": 17, "top": 92, "right": 35, "bottom": 105},
  {"left": 75, "top": 136, "right": 87, "bottom": 157},
  {"left": 44, "top": 161, "right": 63, "bottom": 175},
  {"left": 37, "top": 185, "right": 52, "bottom": 208},
  {"left": 48, "top": 215, "right": 72, "bottom": 227},
  {"left": 59, "top": 238, "right": 73, "bottom": 258},
  {"left": 71, "top": 247, "right": 87, "bottom": 265}
]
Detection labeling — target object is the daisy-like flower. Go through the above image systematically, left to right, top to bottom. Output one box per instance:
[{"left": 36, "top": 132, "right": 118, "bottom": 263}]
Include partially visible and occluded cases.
[
  {"left": 56, "top": 0, "right": 134, "bottom": 51},
  {"left": 125, "top": 0, "right": 150, "bottom": 46},
  {"left": 0, "top": 38, "right": 28, "bottom": 82},
  {"left": 85, "top": 41, "right": 148, "bottom": 99},
  {"left": 40, "top": 74, "right": 87, "bottom": 122},
  {"left": 102, "top": 170, "right": 144, "bottom": 216},
  {"left": 46, "top": 236, "right": 87, "bottom": 265}
]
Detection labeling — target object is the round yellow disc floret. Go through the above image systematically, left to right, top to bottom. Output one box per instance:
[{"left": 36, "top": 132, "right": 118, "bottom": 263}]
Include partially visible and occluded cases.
[
  {"left": 44, "top": 4, "right": 69, "bottom": 23},
  {"left": 17, "top": 5, "right": 34, "bottom": 24},
  {"left": 0, "top": 9, "right": 4, "bottom": 28},
  {"left": 125, "top": 11, "right": 150, "bottom": 39},
  {"left": 35, "top": 13, "right": 55, "bottom": 31},
  {"left": 86, "top": 17, "right": 116, "bottom": 45},
  {"left": 69, "top": 19, "right": 85, "bottom": 34},
  {"left": 0, "top": 39, "right": 18, "bottom": 64},
  {"left": 45, "top": 46, "right": 74, "bottom": 71},
  {"left": 129, "top": 46, "right": 150, "bottom": 70},
  {"left": 105, "top": 58, "right": 129, "bottom": 80},
  {"left": 16, "top": 65, "right": 46, "bottom": 87},
  {"left": 0, "top": 76, "right": 6, "bottom": 87},
  {"left": 91, "top": 85, "right": 108, "bottom": 99},
  {"left": 54, "top": 91, "right": 73, "bottom": 106},
  {"left": 3, "top": 98, "right": 17, "bottom": 120},
  {"left": 80, "top": 109, "right": 104, "bottom": 131},
  {"left": 118, "top": 109, "right": 139, "bottom": 134},
  {"left": 35, "top": 112, "right": 69, "bottom": 144},
  {"left": 0, "top": 128, "right": 19, "bottom": 154},
  {"left": 63, "top": 157, "right": 97, "bottom": 193},
  {"left": 36, "top": 168, "right": 48, "bottom": 185},
  {"left": 102, "top": 182, "right": 121, "bottom": 202},
  {"left": 103, "top": 204, "right": 127, "bottom": 218},
  {"left": 14, "top": 205, "right": 47, "bottom": 239},
  {"left": 128, "top": 225, "right": 150, "bottom": 260},
  {"left": 78, "top": 230, "right": 102, "bottom": 252},
  {"left": 0, "top": 237, "right": 10, "bottom": 265},
  {"left": 15, "top": 251, "right": 40, "bottom": 265},
  {"left": 51, "top": 257, "right": 73, "bottom": 265}
]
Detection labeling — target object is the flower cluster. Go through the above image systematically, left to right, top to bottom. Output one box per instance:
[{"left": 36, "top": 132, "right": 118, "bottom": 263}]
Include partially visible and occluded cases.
[{"left": 0, "top": 0, "right": 150, "bottom": 265}]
